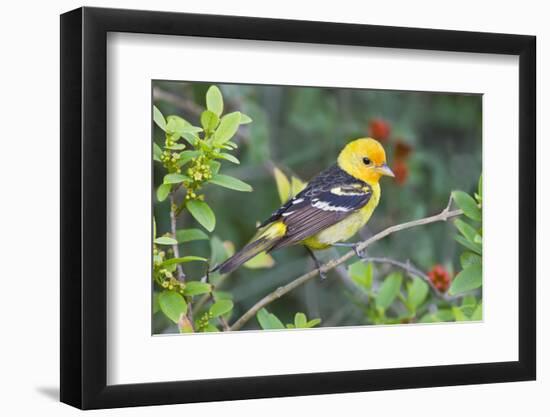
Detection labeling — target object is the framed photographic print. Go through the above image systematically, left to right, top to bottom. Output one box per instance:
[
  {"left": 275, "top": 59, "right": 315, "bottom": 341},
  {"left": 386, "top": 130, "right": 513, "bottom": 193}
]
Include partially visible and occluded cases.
[{"left": 60, "top": 6, "right": 536, "bottom": 409}]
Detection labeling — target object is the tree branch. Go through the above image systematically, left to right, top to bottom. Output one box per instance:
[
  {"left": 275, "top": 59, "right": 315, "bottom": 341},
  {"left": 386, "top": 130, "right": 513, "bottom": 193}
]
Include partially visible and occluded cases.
[
  {"left": 169, "top": 193, "right": 186, "bottom": 282},
  {"left": 229, "top": 203, "right": 462, "bottom": 331},
  {"left": 361, "top": 257, "right": 456, "bottom": 301}
]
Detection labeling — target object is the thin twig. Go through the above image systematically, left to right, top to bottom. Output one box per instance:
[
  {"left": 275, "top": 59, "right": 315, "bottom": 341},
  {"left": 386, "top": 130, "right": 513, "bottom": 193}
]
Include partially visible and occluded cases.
[
  {"left": 153, "top": 87, "right": 203, "bottom": 117},
  {"left": 169, "top": 194, "right": 186, "bottom": 282},
  {"left": 228, "top": 204, "right": 462, "bottom": 331},
  {"left": 360, "top": 257, "right": 456, "bottom": 301},
  {"left": 364, "top": 257, "right": 429, "bottom": 280},
  {"left": 217, "top": 310, "right": 230, "bottom": 331}
]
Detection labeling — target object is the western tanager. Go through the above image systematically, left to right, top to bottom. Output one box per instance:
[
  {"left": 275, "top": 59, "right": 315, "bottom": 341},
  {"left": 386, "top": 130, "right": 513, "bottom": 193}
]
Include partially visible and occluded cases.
[{"left": 214, "top": 138, "right": 395, "bottom": 277}]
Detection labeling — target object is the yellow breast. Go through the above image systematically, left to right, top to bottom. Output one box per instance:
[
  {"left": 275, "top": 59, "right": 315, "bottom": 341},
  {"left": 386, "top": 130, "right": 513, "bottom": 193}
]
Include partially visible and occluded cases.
[{"left": 303, "top": 183, "right": 381, "bottom": 250}]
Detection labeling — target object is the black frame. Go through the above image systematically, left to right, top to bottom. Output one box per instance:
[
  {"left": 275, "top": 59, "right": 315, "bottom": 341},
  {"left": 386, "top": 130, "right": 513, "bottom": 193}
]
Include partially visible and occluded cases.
[{"left": 60, "top": 6, "right": 536, "bottom": 410}]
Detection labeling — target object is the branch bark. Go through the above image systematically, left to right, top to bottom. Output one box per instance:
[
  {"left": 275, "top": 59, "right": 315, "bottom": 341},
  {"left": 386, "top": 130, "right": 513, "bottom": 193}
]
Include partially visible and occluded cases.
[{"left": 229, "top": 203, "right": 462, "bottom": 331}]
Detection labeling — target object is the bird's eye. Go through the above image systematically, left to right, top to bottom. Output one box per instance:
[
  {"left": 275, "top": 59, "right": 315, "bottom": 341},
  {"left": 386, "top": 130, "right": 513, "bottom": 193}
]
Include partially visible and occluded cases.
[{"left": 362, "top": 157, "right": 372, "bottom": 166}]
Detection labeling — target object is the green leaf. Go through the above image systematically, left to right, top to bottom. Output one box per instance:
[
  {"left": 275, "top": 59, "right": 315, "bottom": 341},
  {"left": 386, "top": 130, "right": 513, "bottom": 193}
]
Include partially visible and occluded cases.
[
  {"left": 206, "top": 85, "right": 223, "bottom": 116},
  {"left": 153, "top": 105, "right": 166, "bottom": 131},
  {"left": 200, "top": 110, "right": 220, "bottom": 132},
  {"left": 213, "top": 112, "right": 241, "bottom": 145},
  {"left": 239, "top": 112, "right": 252, "bottom": 124},
  {"left": 165, "top": 115, "right": 194, "bottom": 135},
  {"left": 165, "top": 119, "right": 186, "bottom": 139},
  {"left": 167, "top": 120, "right": 202, "bottom": 145},
  {"left": 183, "top": 125, "right": 204, "bottom": 134},
  {"left": 181, "top": 132, "right": 199, "bottom": 147},
  {"left": 153, "top": 142, "right": 162, "bottom": 162},
  {"left": 165, "top": 143, "right": 186, "bottom": 151},
  {"left": 177, "top": 150, "right": 201, "bottom": 167},
  {"left": 216, "top": 152, "right": 240, "bottom": 164},
  {"left": 209, "top": 160, "right": 221, "bottom": 175},
  {"left": 273, "top": 166, "right": 291, "bottom": 203},
  {"left": 163, "top": 173, "right": 190, "bottom": 184},
  {"left": 209, "top": 174, "right": 252, "bottom": 192},
  {"left": 290, "top": 176, "right": 307, "bottom": 197},
  {"left": 156, "top": 183, "right": 171, "bottom": 202},
  {"left": 452, "top": 191, "right": 481, "bottom": 221},
  {"left": 186, "top": 200, "right": 216, "bottom": 232},
  {"left": 454, "top": 218, "right": 478, "bottom": 242},
  {"left": 176, "top": 228, "right": 209, "bottom": 243},
  {"left": 455, "top": 235, "right": 482, "bottom": 255},
  {"left": 154, "top": 236, "right": 178, "bottom": 245},
  {"left": 243, "top": 251, "right": 275, "bottom": 269},
  {"left": 460, "top": 251, "right": 482, "bottom": 269},
  {"left": 161, "top": 256, "right": 207, "bottom": 267},
  {"left": 348, "top": 261, "right": 373, "bottom": 290},
  {"left": 449, "top": 264, "right": 482, "bottom": 295},
  {"left": 375, "top": 272, "right": 403, "bottom": 311},
  {"left": 407, "top": 277, "right": 429, "bottom": 310},
  {"left": 183, "top": 281, "right": 212, "bottom": 296},
  {"left": 158, "top": 290, "right": 187, "bottom": 323},
  {"left": 213, "top": 290, "right": 233, "bottom": 301},
  {"left": 462, "top": 294, "right": 477, "bottom": 307},
  {"left": 461, "top": 295, "right": 478, "bottom": 316},
  {"left": 209, "top": 299, "right": 234, "bottom": 317},
  {"left": 471, "top": 302, "right": 483, "bottom": 320},
  {"left": 452, "top": 306, "right": 467, "bottom": 321},
  {"left": 256, "top": 308, "right": 285, "bottom": 330},
  {"left": 419, "top": 308, "right": 455, "bottom": 323},
  {"left": 436, "top": 309, "right": 455, "bottom": 321},
  {"left": 294, "top": 313, "right": 307, "bottom": 328},
  {"left": 419, "top": 313, "right": 436, "bottom": 323},
  {"left": 305, "top": 319, "right": 321, "bottom": 328},
  {"left": 203, "top": 323, "right": 220, "bottom": 332}
]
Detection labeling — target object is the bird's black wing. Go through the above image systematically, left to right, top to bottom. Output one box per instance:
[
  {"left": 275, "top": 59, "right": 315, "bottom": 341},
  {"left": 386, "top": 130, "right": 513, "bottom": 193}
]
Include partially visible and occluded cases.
[{"left": 260, "top": 165, "right": 373, "bottom": 249}]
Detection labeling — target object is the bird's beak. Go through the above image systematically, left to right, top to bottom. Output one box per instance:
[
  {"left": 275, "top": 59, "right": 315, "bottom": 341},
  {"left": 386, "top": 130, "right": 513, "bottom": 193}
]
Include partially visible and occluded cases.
[{"left": 376, "top": 163, "right": 395, "bottom": 177}]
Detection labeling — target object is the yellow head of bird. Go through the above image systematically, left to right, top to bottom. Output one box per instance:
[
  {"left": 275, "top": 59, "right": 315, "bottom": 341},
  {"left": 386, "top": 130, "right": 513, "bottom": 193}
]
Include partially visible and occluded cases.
[{"left": 337, "top": 138, "right": 395, "bottom": 184}]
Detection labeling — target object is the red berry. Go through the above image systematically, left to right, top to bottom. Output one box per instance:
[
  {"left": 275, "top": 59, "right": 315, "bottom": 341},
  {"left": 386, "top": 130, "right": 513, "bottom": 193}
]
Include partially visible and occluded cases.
[
  {"left": 368, "top": 118, "right": 391, "bottom": 142},
  {"left": 393, "top": 160, "right": 409, "bottom": 186},
  {"left": 428, "top": 264, "right": 451, "bottom": 293}
]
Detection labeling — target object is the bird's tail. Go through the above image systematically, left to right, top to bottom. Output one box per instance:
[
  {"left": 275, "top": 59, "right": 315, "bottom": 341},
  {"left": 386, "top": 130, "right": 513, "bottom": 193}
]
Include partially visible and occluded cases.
[{"left": 212, "top": 221, "right": 287, "bottom": 275}]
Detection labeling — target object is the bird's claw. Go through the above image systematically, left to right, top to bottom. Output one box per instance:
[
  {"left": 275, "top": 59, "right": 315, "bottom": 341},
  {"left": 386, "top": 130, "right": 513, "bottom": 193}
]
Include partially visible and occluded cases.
[
  {"left": 353, "top": 244, "right": 366, "bottom": 259},
  {"left": 319, "top": 268, "right": 327, "bottom": 280}
]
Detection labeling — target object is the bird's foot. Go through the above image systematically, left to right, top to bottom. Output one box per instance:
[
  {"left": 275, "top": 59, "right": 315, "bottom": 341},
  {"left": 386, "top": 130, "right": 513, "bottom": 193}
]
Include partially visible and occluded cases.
[
  {"left": 333, "top": 242, "right": 366, "bottom": 259},
  {"left": 353, "top": 244, "right": 366, "bottom": 259},
  {"left": 305, "top": 247, "right": 327, "bottom": 280}
]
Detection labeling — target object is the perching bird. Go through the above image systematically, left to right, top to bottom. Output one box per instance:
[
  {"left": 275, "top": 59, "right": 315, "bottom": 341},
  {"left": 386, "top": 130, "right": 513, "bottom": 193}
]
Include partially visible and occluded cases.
[{"left": 213, "top": 138, "right": 395, "bottom": 278}]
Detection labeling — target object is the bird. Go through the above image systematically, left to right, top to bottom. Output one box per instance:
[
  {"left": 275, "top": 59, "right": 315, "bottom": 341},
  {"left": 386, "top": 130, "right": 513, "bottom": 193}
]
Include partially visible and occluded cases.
[{"left": 213, "top": 138, "right": 395, "bottom": 278}]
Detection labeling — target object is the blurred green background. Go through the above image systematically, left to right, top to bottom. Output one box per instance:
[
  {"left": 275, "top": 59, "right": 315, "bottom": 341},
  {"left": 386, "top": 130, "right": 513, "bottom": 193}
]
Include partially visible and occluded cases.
[{"left": 152, "top": 80, "right": 482, "bottom": 332}]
